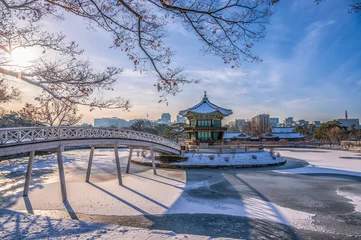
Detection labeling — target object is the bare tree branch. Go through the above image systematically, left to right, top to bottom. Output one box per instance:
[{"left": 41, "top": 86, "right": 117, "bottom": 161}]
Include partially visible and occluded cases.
[{"left": 18, "top": 98, "right": 83, "bottom": 126}]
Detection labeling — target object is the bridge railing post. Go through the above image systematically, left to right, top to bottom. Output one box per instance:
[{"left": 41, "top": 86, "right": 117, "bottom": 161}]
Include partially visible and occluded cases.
[
  {"left": 56, "top": 145, "right": 67, "bottom": 202},
  {"left": 114, "top": 145, "right": 122, "bottom": 185},
  {"left": 86, "top": 146, "right": 95, "bottom": 182},
  {"left": 126, "top": 147, "right": 133, "bottom": 173},
  {"left": 151, "top": 147, "right": 157, "bottom": 175},
  {"left": 23, "top": 151, "right": 35, "bottom": 196}
]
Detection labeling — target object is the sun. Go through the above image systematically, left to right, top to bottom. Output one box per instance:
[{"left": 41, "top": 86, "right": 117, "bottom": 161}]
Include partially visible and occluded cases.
[{"left": 10, "top": 48, "right": 39, "bottom": 68}]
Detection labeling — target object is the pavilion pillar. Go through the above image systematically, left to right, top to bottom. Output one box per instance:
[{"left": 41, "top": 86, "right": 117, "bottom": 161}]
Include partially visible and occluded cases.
[
  {"left": 114, "top": 145, "right": 122, "bottom": 185},
  {"left": 56, "top": 146, "right": 67, "bottom": 202},
  {"left": 85, "top": 146, "right": 95, "bottom": 182},
  {"left": 126, "top": 147, "right": 133, "bottom": 173},
  {"left": 150, "top": 147, "right": 157, "bottom": 175},
  {"left": 23, "top": 151, "right": 35, "bottom": 196}
]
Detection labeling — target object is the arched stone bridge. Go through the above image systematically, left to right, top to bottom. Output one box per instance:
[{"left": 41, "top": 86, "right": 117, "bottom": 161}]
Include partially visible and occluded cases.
[{"left": 0, "top": 126, "right": 181, "bottom": 202}]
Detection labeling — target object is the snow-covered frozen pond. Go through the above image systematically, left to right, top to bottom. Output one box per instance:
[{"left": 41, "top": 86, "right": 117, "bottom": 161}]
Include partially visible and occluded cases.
[{"left": 0, "top": 148, "right": 361, "bottom": 239}]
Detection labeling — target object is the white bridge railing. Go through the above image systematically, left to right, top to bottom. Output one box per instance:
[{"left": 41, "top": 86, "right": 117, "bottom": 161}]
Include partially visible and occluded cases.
[{"left": 0, "top": 126, "right": 180, "bottom": 150}]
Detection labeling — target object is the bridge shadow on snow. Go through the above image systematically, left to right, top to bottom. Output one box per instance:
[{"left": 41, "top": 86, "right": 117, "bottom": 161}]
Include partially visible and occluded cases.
[
  {"left": 1, "top": 161, "right": 301, "bottom": 239},
  {"left": 0, "top": 169, "right": 53, "bottom": 209},
  {"left": 77, "top": 169, "right": 300, "bottom": 239},
  {"left": 156, "top": 169, "right": 300, "bottom": 239},
  {"left": 0, "top": 208, "right": 110, "bottom": 239}
]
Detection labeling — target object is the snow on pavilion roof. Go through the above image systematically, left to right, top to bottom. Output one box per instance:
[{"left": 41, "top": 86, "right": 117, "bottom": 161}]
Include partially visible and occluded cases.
[{"left": 179, "top": 92, "right": 233, "bottom": 116}]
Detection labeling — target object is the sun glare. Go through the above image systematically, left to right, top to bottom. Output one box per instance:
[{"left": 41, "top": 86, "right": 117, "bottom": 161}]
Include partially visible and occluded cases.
[{"left": 10, "top": 48, "right": 39, "bottom": 68}]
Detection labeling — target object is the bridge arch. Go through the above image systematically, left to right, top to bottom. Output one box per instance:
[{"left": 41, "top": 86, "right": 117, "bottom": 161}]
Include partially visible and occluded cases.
[{"left": 0, "top": 127, "right": 181, "bottom": 202}]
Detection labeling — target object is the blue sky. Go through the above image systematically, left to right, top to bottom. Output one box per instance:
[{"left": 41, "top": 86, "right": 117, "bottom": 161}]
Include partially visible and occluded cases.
[{"left": 11, "top": 0, "right": 361, "bottom": 124}]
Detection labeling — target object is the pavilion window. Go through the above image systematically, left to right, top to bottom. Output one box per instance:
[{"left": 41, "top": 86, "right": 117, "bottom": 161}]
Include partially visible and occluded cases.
[
  {"left": 197, "top": 120, "right": 212, "bottom": 127},
  {"left": 214, "top": 120, "right": 221, "bottom": 127}
]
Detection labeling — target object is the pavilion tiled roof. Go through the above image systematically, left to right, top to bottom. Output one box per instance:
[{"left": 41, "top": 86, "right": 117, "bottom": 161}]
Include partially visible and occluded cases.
[{"left": 179, "top": 92, "right": 233, "bottom": 116}]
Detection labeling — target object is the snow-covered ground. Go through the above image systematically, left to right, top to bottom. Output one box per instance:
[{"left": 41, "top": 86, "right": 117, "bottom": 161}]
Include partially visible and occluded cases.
[
  {"left": 1, "top": 148, "right": 361, "bottom": 239},
  {"left": 133, "top": 150, "right": 285, "bottom": 166},
  {"left": 0, "top": 209, "right": 207, "bottom": 240}
]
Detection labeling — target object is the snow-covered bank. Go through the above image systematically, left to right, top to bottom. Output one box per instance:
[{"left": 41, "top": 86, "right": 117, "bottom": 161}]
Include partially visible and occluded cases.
[{"left": 133, "top": 151, "right": 285, "bottom": 167}]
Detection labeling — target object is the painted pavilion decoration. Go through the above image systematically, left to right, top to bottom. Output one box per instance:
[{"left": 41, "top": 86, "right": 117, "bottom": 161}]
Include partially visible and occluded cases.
[{"left": 179, "top": 92, "right": 233, "bottom": 145}]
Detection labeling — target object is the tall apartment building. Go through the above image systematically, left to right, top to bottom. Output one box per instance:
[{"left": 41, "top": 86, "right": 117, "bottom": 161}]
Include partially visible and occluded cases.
[
  {"left": 161, "top": 113, "right": 171, "bottom": 123},
  {"left": 252, "top": 114, "right": 271, "bottom": 133},
  {"left": 176, "top": 115, "right": 186, "bottom": 123},
  {"left": 284, "top": 117, "right": 294, "bottom": 126},
  {"left": 270, "top": 118, "right": 279, "bottom": 127},
  {"left": 235, "top": 119, "right": 246, "bottom": 131},
  {"left": 297, "top": 119, "right": 309, "bottom": 126},
  {"left": 312, "top": 121, "right": 321, "bottom": 127}
]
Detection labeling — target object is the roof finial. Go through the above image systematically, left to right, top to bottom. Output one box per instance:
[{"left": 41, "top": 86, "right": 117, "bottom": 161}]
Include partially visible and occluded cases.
[{"left": 204, "top": 91, "right": 207, "bottom": 97}]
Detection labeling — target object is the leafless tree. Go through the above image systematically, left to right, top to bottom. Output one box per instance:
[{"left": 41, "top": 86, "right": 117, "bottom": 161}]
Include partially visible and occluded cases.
[
  {"left": 1, "top": 0, "right": 276, "bottom": 104},
  {"left": 315, "top": 0, "right": 361, "bottom": 14},
  {"left": 0, "top": 4, "right": 130, "bottom": 109},
  {"left": 0, "top": 79, "right": 20, "bottom": 103},
  {"left": 18, "top": 98, "right": 83, "bottom": 126},
  {"left": 247, "top": 118, "right": 262, "bottom": 137},
  {"left": 130, "top": 119, "right": 157, "bottom": 134},
  {"left": 226, "top": 121, "right": 240, "bottom": 132}
]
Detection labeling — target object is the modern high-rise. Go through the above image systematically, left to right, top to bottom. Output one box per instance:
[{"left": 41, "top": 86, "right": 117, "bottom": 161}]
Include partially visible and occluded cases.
[
  {"left": 161, "top": 113, "right": 171, "bottom": 123},
  {"left": 252, "top": 114, "right": 271, "bottom": 133},
  {"left": 176, "top": 115, "right": 186, "bottom": 123},
  {"left": 284, "top": 117, "right": 294, "bottom": 126},
  {"left": 270, "top": 118, "right": 279, "bottom": 127},
  {"left": 235, "top": 119, "right": 246, "bottom": 131},
  {"left": 297, "top": 119, "right": 309, "bottom": 126},
  {"left": 312, "top": 121, "right": 321, "bottom": 127}
]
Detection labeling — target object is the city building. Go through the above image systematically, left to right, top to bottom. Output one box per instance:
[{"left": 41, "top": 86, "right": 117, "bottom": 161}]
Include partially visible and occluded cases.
[
  {"left": 179, "top": 91, "right": 232, "bottom": 145},
  {"left": 338, "top": 111, "right": 360, "bottom": 129},
  {"left": 161, "top": 113, "right": 171, "bottom": 123},
  {"left": 252, "top": 114, "right": 271, "bottom": 133},
  {"left": 176, "top": 115, "right": 186, "bottom": 123},
  {"left": 94, "top": 117, "right": 131, "bottom": 128},
  {"left": 284, "top": 117, "right": 294, "bottom": 126},
  {"left": 270, "top": 118, "right": 279, "bottom": 127},
  {"left": 235, "top": 119, "right": 247, "bottom": 131},
  {"left": 297, "top": 119, "right": 309, "bottom": 126},
  {"left": 312, "top": 121, "right": 321, "bottom": 127}
]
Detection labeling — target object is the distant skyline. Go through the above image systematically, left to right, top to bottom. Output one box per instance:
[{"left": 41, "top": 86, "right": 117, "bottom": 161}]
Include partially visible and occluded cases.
[{"left": 4, "top": 0, "right": 361, "bottom": 124}]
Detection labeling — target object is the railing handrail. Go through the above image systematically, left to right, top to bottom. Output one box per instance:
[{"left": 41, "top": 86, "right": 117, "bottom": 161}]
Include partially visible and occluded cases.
[{"left": 0, "top": 126, "right": 180, "bottom": 151}]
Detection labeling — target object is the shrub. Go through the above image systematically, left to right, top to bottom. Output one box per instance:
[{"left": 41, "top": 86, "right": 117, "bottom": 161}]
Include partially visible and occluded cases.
[
  {"left": 269, "top": 148, "right": 275, "bottom": 156},
  {"left": 136, "top": 151, "right": 140, "bottom": 157},
  {"left": 276, "top": 152, "right": 281, "bottom": 158},
  {"left": 208, "top": 155, "right": 215, "bottom": 160},
  {"left": 252, "top": 155, "right": 257, "bottom": 160},
  {"left": 224, "top": 156, "right": 230, "bottom": 162}
]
